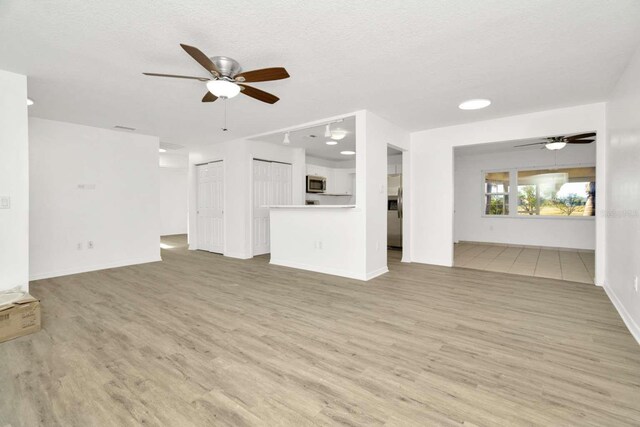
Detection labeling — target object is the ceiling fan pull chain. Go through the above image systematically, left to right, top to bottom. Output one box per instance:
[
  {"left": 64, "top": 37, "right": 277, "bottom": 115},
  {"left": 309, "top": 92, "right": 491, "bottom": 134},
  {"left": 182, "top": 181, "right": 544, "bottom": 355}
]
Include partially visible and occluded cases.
[{"left": 222, "top": 99, "right": 229, "bottom": 132}]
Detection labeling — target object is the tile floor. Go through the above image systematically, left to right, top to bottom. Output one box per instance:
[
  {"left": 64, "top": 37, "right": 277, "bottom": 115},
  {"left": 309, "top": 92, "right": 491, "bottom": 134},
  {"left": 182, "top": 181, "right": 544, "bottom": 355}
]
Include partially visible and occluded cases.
[{"left": 454, "top": 242, "right": 595, "bottom": 284}]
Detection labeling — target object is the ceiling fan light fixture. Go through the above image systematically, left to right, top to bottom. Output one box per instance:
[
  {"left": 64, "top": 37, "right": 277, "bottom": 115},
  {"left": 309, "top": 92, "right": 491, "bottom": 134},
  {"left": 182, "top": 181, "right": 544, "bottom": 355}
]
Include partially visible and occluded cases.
[
  {"left": 206, "top": 80, "right": 241, "bottom": 99},
  {"left": 458, "top": 98, "right": 491, "bottom": 110},
  {"left": 324, "top": 124, "right": 332, "bottom": 138},
  {"left": 331, "top": 130, "right": 347, "bottom": 140},
  {"left": 283, "top": 132, "right": 290, "bottom": 145},
  {"left": 326, "top": 140, "right": 338, "bottom": 146},
  {"left": 545, "top": 141, "right": 567, "bottom": 150}
]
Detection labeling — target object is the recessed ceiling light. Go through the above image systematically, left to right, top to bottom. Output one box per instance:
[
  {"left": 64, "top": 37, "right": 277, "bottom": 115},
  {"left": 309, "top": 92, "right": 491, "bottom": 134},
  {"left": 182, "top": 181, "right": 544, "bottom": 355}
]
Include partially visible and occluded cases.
[
  {"left": 27, "top": 98, "right": 34, "bottom": 106},
  {"left": 458, "top": 99, "right": 491, "bottom": 110},
  {"left": 331, "top": 130, "right": 347, "bottom": 140},
  {"left": 326, "top": 140, "right": 338, "bottom": 145},
  {"left": 159, "top": 148, "right": 167, "bottom": 153},
  {"left": 340, "top": 150, "right": 355, "bottom": 155}
]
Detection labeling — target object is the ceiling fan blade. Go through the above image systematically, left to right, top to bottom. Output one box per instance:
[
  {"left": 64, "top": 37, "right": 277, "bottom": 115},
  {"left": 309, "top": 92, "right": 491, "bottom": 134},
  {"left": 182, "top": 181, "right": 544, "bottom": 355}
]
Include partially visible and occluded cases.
[
  {"left": 180, "top": 44, "right": 220, "bottom": 76},
  {"left": 234, "top": 67, "right": 290, "bottom": 82},
  {"left": 143, "top": 73, "right": 210, "bottom": 82},
  {"left": 238, "top": 84, "right": 280, "bottom": 104},
  {"left": 202, "top": 92, "right": 218, "bottom": 103},
  {"left": 565, "top": 132, "right": 596, "bottom": 140},
  {"left": 566, "top": 139, "right": 594, "bottom": 144},
  {"left": 514, "top": 142, "right": 546, "bottom": 148}
]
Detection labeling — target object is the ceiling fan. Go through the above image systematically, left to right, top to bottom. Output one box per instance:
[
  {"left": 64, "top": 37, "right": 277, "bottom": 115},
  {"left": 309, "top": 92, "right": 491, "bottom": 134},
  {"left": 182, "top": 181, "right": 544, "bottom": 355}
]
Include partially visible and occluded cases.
[
  {"left": 143, "top": 44, "right": 289, "bottom": 104},
  {"left": 514, "top": 132, "right": 596, "bottom": 150}
]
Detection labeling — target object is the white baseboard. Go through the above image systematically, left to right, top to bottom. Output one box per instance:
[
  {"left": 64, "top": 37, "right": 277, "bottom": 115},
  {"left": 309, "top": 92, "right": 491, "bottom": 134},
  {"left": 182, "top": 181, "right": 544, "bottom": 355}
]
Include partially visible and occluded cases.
[
  {"left": 224, "top": 252, "right": 252, "bottom": 260},
  {"left": 29, "top": 256, "right": 162, "bottom": 281},
  {"left": 270, "top": 258, "right": 369, "bottom": 281},
  {"left": 366, "top": 266, "right": 389, "bottom": 280},
  {"left": 603, "top": 284, "right": 640, "bottom": 346}
]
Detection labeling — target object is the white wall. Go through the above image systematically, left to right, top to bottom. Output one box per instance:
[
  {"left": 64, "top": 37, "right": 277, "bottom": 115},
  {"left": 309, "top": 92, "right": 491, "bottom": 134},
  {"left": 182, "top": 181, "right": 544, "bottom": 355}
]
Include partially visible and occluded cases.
[
  {"left": 604, "top": 45, "right": 640, "bottom": 343},
  {"left": 0, "top": 70, "right": 29, "bottom": 292},
  {"left": 410, "top": 103, "right": 607, "bottom": 284},
  {"left": 364, "top": 111, "right": 410, "bottom": 276},
  {"left": 29, "top": 118, "right": 161, "bottom": 280},
  {"left": 454, "top": 145, "right": 596, "bottom": 250},
  {"left": 159, "top": 151, "right": 188, "bottom": 236},
  {"left": 159, "top": 167, "right": 188, "bottom": 236},
  {"left": 270, "top": 207, "right": 366, "bottom": 279}
]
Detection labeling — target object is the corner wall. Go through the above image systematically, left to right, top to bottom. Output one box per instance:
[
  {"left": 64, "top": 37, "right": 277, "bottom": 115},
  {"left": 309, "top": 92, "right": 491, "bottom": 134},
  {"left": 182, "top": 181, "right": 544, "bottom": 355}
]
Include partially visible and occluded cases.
[
  {"left": 605, "top": 45, "right": 640, "bottom": 343},
  {"left": 0, "top": 70, "right": 29, "bottom": 292},
  {"left": 410, "top": 103, "right": 607, "bottom": 284},
  {"left": 364, "top": 111, "right": 410, "bottom": 276},
  {"left": 29, "top": 118, "right": 161, "bottom": 280}
]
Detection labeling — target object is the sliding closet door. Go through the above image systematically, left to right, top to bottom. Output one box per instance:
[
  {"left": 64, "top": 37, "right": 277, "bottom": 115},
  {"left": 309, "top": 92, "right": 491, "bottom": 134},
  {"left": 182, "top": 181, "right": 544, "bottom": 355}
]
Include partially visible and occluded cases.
[
  {"left": 252, "top": 159, "right": 292, "bottom": 256},
  {"left": 253, "top": 160, "right": 272, "bottom": 256},
  {"left": 196, "top": 161, "right": 224, "bottom": 254}
]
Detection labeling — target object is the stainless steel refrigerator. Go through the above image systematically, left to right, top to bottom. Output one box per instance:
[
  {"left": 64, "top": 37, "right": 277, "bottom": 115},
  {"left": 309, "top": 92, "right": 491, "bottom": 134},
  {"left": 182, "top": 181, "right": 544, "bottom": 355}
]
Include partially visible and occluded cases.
[{"left": 387, "top": 174, "right": 402, "bottom": 248}]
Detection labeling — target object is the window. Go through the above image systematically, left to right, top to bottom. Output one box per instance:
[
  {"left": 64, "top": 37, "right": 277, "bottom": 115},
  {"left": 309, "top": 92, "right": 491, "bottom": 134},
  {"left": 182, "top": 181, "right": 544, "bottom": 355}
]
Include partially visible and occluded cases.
[
  {"left": 517, "top": 167, "right": 596, "bottom": 216},
  {"left": 484, "top": 171, "right": 509, "bottom": 215}
]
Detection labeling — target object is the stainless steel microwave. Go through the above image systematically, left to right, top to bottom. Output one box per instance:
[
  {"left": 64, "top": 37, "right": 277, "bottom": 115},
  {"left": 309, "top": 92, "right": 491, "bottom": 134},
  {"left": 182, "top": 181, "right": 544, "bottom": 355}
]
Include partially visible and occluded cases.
[{"left": 306, "top": 175, "right": 327, "bottom": 193}]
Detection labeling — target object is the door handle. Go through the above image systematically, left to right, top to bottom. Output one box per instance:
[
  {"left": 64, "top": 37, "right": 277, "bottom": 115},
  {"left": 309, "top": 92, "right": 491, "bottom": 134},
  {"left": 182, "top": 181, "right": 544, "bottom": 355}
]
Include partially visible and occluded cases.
[{"left": 398, "top": 187, "right": 403, "bottom": 219}]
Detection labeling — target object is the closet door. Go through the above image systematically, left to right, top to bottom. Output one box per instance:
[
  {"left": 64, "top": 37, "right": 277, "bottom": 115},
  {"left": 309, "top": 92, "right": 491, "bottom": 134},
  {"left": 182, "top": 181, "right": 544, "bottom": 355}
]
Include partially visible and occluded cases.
[
  {"left": 252, "top": 160, "right": 292, "bottom": 256},
  {"left": 253, "top": 160, "right": 271, "bottom": 256},
  {"left": 197, "top": 161, "right": 224, "bottom": 254}
]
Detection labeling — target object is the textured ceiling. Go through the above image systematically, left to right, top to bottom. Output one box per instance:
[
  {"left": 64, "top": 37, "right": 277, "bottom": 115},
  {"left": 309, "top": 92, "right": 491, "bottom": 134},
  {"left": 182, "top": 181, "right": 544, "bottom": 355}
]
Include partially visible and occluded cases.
[{"left": 2, "top": 0, "right": 640, "bottom": 149}]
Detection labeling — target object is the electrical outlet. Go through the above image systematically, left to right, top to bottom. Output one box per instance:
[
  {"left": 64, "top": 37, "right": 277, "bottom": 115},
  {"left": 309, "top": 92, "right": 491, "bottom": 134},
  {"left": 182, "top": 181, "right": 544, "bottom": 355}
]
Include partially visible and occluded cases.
[
  {"left": 0, "top": 196, "right": 10, "bottom": 209},
  {"left": 88, "top": 241, "right": 94, "bottom": 249},
  {"left": 318, "top": 241, "right": 323, "bottom": 250},
  {"left": 77, "top": 242, "right": 83, "bottom": 250}
]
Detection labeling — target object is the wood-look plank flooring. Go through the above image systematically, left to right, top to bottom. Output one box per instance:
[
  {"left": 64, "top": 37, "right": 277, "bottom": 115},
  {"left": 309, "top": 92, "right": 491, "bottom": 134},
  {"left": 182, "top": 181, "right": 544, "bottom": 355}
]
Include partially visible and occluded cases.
[{"left": 1, "top": 235, "right": 639, "bottom": 426}]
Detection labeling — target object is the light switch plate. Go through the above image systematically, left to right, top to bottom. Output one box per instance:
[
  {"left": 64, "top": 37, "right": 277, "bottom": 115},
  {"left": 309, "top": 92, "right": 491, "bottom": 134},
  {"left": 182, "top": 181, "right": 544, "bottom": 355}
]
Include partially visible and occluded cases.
[{"left": 0, "top": 196, "right": 10, "bottom": 209}]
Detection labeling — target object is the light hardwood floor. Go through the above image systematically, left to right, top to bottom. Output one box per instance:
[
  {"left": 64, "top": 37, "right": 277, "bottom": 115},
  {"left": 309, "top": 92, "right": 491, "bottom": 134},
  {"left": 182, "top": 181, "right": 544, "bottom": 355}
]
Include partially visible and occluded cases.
[{"left": 1, "top": 235, "right": 639, "bottom": 426}]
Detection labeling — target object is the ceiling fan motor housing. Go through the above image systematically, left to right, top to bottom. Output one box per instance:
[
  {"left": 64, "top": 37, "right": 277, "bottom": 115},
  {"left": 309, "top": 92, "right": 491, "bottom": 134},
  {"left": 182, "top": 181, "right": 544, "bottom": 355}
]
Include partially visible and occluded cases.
[{"left": 210, "top": 56, "right": 242, "bottom": 79}]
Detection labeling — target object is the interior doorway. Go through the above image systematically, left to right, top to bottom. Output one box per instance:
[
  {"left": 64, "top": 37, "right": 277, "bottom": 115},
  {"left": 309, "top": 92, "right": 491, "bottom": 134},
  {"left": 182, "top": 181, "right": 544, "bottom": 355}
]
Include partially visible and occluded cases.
[
  {"left": 452, "top": 136, "right": 596, "bottom": 284},
  {"left": 387, "top": 146, "right": 403, "bottom": 254},
  {"left": 252, "top": 159, "right": 293, "bottom": 256},
  {"left": 196, "top": 161, "right": 224, "bottom": 254}
]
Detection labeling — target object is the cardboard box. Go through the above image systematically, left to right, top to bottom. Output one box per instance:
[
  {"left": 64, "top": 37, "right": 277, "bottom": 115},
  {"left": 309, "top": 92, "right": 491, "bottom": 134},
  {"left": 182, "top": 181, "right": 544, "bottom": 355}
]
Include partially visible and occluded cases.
[{"left": 0, "top": 293, "right": 41, "bottom": 343}]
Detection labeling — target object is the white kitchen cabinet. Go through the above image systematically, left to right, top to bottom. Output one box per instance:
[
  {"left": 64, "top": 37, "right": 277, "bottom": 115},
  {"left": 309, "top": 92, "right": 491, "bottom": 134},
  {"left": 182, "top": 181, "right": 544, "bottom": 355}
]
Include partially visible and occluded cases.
[{"left": 306, "top": 164, "right": 328, "bottom": 178}]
